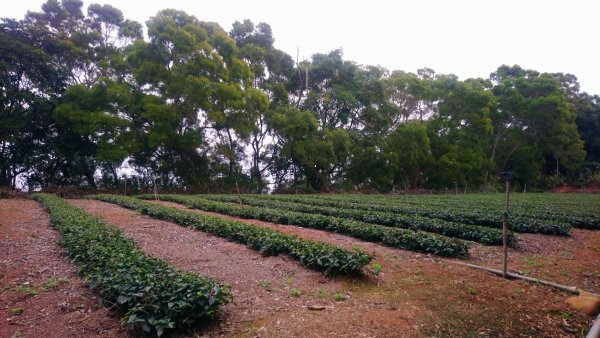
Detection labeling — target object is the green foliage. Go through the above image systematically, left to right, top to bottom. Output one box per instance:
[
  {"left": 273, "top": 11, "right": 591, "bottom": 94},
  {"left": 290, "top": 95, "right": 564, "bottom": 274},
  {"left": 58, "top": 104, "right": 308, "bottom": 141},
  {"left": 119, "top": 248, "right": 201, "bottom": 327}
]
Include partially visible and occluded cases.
[
  {"left": 1, "top": 3, "right": 596, "bottom": 192},
  {"left": 0, "top": 18, "right": 67, "bottom": 189},
  {"left": 491, "top": 65, "right": 586, "bottom": 183},
  {"left": 426, "top": 76, "right": 494, "bottom": 188},
  {"left": 575, "top": 93, "right": 600, "bottom": 163},
  {"left": 270, "top": 107, "right": 350, "bottom": 190},
  {"left": 387, "top": 121, "right": 431, "bottom": 190},
  {"left": 32, "top": 193, "right": 230, "bottom": 336},
  {"left": 90, "top": 194, "right": 372, "bottom": 275},
  {"left": 146, "top": 194, "right": 470, "bottom": 258},
  {"left": 205, "top": 194, "right": 513, "bottom": 245},
  {"left": 289, "top": 194, "right": 572, "bottom": 235},
  {"left": 371, "top": 263, "right": 382, "bottom": 275},
  {"left": 258, "top": 279, "right": 272, "bottom": 291},
  {"left": 13, "top": 284, "right": 40, "bottom": 297},
  {"left": 289, "top": 288, "right": 300, "bottom": 298},
  {"left": 333, "top": 292, "right": 346, "bottom": 301},
  {"left": 10, "top": 307, "right": 23, "bottom": 316}
]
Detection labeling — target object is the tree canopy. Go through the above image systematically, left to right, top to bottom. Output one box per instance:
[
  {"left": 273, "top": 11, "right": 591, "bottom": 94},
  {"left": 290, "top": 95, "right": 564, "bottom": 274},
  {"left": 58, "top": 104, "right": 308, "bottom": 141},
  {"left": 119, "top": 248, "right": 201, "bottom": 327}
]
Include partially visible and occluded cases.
[{"left": 1, "top": 1, "right": 597, "bottom": 192}]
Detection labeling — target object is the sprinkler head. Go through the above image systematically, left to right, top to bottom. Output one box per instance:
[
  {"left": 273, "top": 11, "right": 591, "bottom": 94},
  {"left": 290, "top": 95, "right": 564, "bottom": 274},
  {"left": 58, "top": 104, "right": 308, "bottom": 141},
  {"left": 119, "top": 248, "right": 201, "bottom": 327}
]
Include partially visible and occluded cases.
[{"left": 500, "top": 171, "right": 514, "bottom": 182}]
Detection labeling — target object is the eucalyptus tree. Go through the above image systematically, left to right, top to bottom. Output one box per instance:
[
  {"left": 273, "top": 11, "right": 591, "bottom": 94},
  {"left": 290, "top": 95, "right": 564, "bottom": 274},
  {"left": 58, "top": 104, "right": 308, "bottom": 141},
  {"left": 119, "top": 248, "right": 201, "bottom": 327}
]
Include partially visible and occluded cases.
[
  {"left": 13, "top": 0, "right": 144, "bottom": 189},
  {"left": 123, "top": 10, "right": 268, "bottom": 189},
  {"left": 0, "top": 18, "right": 67, "bottom": 189},
  {"left": 229, "top": 19, "right": 295, "bottom": 191},
  {"left": 290, "top": 50, "right": 390, "bottom": 190},
  {"left": 490, "top": 65, "right": 585, "bottom": 186},
  {"left": 386, "top": 70, "right": 434, "bottom": 124},
  {"left": 551, "top": 72, "right": 600, "bottom": 165},
  {"left": 420, "top": 75, "right": 495, "bottom": 189},
  {"left": 574, "top": 93, "right": 600, "bottom": 163},
  {"left": 269, "top": 107, "right": 350, "bottom": 191},
  {"left": 386, "top": 120, "right": 431, "bottom": 191}
]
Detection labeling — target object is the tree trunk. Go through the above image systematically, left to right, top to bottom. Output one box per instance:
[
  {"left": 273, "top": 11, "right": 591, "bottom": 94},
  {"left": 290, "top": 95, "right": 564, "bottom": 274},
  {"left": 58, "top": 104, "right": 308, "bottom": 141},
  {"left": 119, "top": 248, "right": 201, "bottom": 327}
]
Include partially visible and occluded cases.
[
  {"left": 226, "top": 128, "right": 235, "bottom": 178},
  {"left": 0, "top": 166, "right": 9, "bottom": 187},
  {"left": 84, "top": 168, "right": 97, "bottom": 189}
]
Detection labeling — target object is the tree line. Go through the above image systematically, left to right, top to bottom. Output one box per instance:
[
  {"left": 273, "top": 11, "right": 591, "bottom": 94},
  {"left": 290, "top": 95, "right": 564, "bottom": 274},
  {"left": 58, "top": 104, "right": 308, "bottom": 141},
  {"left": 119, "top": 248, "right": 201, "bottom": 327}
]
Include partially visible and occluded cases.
[{"left": 1, "top": 0, "right": 599, "bottom": 193}]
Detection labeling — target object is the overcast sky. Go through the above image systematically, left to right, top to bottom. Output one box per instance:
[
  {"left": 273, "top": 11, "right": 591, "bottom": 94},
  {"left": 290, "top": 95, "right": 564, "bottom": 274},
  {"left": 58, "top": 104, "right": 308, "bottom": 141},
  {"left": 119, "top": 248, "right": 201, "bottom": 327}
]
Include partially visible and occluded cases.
[{"left": 4, "top": 0, "right": 600, "bottom": 95}]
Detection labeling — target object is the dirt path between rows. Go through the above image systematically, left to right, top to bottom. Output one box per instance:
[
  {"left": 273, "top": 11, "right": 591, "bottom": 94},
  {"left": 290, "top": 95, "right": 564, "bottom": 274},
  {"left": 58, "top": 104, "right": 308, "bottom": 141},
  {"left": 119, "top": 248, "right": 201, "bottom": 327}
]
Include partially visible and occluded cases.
[
  {"left": 114, "top": 198, "right": 592, "bottom": 337},
  {"left": 0, "top": 199, "right": 128, "bottom": 338},
  {"left": 71, "top": 199, "right": 436, "bottom": 337},
  {"left": 151, "top": 200, "right": 600, "bottom": 293},
  {"left": 468, "top": 229, "right": 600, "bottom": 294}
]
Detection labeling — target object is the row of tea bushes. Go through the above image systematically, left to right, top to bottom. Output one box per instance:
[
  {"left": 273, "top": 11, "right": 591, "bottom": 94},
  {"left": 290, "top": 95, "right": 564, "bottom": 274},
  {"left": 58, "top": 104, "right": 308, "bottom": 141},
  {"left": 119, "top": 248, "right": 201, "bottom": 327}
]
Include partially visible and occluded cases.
[
  {"left": 32, "top": 194, "right": 230, "bottom": 337},
  {"left": 91, "top": 194, "right": 373, "bottom": 276},
  {"left": 146, "top": 194, "right": 470, "bottom": 258},
  {"left": 267, "top": 194, "right": 572, "bottom": 235},
  {"left": 204, "top": 195, "right": 514, "bottom": 246}
]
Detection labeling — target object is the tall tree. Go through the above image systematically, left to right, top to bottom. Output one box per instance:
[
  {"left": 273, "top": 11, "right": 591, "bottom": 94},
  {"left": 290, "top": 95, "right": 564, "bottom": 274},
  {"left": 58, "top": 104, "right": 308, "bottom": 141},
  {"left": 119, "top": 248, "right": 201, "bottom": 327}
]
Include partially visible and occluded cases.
[
  {"left": 17, "top": 0, "right": 143, "bottom": 189},
  {"left": 124, "top": 10, "right": 266, "bottom": 189},
  {"left": 0, "top": 18, "right": 67, "bottom": 189},
  {"left": 229, "top": 19, "right": 294, "bottom": 191},
  {"left": 490, "top": 65, "right": 585, "bottom": 186},
  {"left": 386, "top": 70, "right": 433, "bottom": 124},
  {"left": 426, "top": 75, "right": 494, "bottom": 189},
  {"left": 574, "top": 93, "right": 600, "bottom": 163},
  {"left": 270, "top": 108, "right": 349, "bottom": 191},
  {"left": 386, "top": 121, "right": 431, "bottom": 191}
]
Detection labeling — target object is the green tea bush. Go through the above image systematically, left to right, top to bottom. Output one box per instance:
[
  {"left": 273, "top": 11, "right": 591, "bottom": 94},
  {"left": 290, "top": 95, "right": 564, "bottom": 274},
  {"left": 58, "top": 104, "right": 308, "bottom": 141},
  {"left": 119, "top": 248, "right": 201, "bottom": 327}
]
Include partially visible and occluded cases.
[
  {"left": 32, "top": 194, "right": 230, "bottom": 336},
  {"left": 90, "top": 194, "right": 373, "bottom": 275},
  {"left": 144, "top": 194, "right": 470, "bottom": 258}
]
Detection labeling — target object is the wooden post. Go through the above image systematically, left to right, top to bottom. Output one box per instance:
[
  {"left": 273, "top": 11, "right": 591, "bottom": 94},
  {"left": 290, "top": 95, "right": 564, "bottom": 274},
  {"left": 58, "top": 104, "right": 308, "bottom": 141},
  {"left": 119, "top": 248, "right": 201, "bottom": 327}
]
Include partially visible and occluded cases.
[
  {"left": 153, "top": 176, "right": 158, "bottom": 200},
  {"left": 502, "top": 177, "right": 510, "bottom": 278},
  {"left": 236, "top": 181, "right": 243, "bottom": 209}
]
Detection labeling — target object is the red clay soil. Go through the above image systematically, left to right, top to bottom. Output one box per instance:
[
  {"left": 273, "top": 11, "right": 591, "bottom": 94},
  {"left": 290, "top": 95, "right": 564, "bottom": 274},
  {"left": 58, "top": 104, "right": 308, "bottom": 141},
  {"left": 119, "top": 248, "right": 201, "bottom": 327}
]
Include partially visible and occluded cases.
[
  {"left": 549, "top": 185, "right": 600, "bottom": 193},
  {"left": 2, "top": 197, "right": 595, "bottom": 337},
  {"left": 73, "top": 198, "right": 593, "bottom": 337},
  {"left": 0, "top": 199, "right": 129, "bottom": 338},
  {"left": 70, "top": 199, "right": 422, "bottom": 337},
  {"left": 151, "top": 200, "right": 600, "bottom": 294},
  {"left": 467, "top": 230, "right": 600, "bottom": 294}
]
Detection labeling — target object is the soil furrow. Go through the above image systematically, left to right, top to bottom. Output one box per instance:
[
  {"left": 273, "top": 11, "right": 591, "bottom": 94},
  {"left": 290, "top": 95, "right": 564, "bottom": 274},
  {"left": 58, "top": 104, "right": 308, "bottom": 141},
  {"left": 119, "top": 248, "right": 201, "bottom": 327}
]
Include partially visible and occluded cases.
[
  {"left": 107, "top": 198, "right": 593, "bottom": 337},
  {"left": 153, "top": 198, "right": 600, "bottom": 294},
  {"left": 0, "top": 199, "right": 127, "bottom": 338},
  {"left": 69, "top": 199, "right": 426, "bottom": 337}
]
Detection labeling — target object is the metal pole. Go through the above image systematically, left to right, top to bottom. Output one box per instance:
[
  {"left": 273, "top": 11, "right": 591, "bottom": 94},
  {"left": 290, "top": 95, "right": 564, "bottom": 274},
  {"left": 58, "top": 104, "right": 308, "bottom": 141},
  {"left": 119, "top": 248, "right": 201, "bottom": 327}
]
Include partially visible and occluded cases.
[
  {"left": 502, "top": 178, "right": 510, "bottom": 278},
  {"left": 587, "top": 313, "right": 600, "bottom": 338}
]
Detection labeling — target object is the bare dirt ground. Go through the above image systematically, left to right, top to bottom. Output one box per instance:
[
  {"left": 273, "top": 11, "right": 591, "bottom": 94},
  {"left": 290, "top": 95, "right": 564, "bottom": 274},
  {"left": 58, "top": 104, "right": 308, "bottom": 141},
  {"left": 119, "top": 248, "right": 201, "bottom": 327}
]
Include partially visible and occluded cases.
[
  {"left": 2, "top": 197, "right": 597, "bottom": 337},
  {"left": 83, "top": 198, "right": 595, "bottom": 337},
  {"left": 0, "top": 199, "right": 129, "bottom": 338},
  {"left": 70, "top": 199, "right": 422, "bottom": 337},
  {"left": 150, "top": 200, "right": 600, "bottom": 294},
  {"left": 468, "top": 230, "right": 600, "bottom": 294}
]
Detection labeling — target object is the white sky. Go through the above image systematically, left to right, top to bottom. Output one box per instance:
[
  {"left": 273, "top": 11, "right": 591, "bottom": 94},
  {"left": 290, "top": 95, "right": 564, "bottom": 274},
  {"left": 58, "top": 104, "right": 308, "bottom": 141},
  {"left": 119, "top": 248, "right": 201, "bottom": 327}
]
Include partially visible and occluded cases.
[{"left": 4, "top": 0, "right": 600, "bottom": 95}]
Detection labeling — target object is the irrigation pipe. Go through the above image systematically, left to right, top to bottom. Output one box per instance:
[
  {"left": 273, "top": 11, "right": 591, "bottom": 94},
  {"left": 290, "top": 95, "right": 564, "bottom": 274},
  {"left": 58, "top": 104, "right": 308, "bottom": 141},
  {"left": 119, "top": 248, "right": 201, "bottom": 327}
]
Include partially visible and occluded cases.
[
  {"left": 446, "top": 261, "right": 600, "bottom": 337},
  {"left": 447, "top": 261, "right": 600, "bottom": 297},
  {"left": 587, "top": 313, "right": 600, "bottom": 338}
]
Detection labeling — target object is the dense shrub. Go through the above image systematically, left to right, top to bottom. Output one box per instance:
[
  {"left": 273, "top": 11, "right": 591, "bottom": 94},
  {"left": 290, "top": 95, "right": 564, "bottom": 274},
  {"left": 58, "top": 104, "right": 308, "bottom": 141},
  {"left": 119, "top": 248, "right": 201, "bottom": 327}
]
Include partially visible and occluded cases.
[
  {"left": 32, "top": 193, "right": 230, "bottom": 337},
  {"left": 91, "top": 194, "right": 373, "bottom": 275},
  {"left": 145, "top": 194, "right": 470, "bottom": 258},
  {"left": 268, "top": 194, "right": 573, "bottom": 235},
  {"left": 205, "top": 195, "right": 514, "bottom": 245}
]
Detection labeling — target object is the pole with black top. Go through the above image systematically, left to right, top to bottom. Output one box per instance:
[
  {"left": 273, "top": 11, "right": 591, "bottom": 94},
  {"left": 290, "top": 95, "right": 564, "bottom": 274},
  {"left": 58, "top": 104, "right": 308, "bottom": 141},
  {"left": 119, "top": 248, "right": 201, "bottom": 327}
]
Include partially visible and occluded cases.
[{"left": 500, "top": 172, "right": 513, "bottom": 278}]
